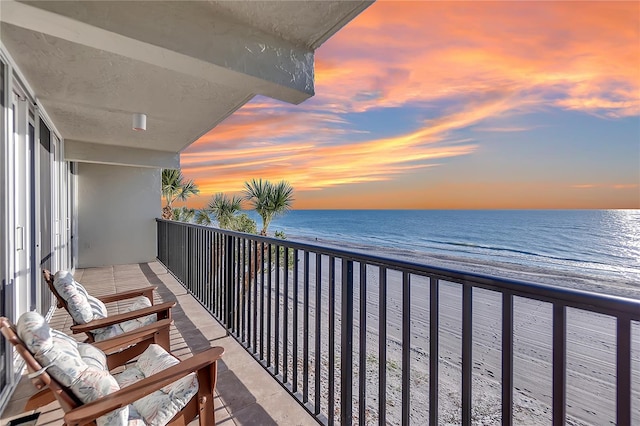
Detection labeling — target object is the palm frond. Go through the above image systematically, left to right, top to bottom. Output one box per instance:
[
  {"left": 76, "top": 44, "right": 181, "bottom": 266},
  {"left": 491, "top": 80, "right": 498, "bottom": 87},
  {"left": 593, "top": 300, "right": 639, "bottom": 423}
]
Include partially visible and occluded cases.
[
  {"left": 161, "top": 169, "right": 200, "bottom": 207},
  {"left": 243, "top": 178, "right": 294, "bottom": 235},
  {"left": 206, "top": 193, "right": 242, "bottom": 229},
  {"left": 172, "top": 206, "right": 195, "bottom": 222},
  {"left": 195, "top": 210, "right": 213, "bottom": 225}
]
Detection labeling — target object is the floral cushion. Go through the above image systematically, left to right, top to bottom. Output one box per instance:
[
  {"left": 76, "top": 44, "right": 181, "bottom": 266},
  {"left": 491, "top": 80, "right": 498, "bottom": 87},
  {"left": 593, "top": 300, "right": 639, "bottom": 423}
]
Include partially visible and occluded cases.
[
  {"left": 53, "top": 271, "right": 157, "bottom": 341},
  {"left": 17, "top": 311, "right": 128, "bottom": 426},
  {"left": 17, "top": 312, "right": 198, "bottom": 426},
  {"left": 115, "top": 344, "right": 199, "bottom": 425}
]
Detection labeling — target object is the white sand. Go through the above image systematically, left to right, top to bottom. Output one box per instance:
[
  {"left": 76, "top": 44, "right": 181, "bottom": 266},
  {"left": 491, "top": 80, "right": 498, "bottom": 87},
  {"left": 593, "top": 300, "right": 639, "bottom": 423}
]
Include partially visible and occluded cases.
[{"left": 250, "top": 241, "right": 639, "bottom": 425}]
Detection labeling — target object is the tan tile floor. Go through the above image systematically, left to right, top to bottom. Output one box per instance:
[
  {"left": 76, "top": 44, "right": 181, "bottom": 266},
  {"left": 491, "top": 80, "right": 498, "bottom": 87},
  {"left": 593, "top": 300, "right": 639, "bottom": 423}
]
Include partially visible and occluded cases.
[{"left": 1, "top": 262, "right": 317, "bottom": 425}]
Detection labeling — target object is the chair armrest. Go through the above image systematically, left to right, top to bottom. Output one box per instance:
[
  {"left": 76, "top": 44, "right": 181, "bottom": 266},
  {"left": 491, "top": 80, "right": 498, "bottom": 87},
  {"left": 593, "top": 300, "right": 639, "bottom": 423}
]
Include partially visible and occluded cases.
[
  {"left": 96, "top": 286, "right": 157, "bottom": 305},
  {"left": 70, "top": 301, "right": 175, "bottom": 334},
  {"left": 92, "top": 319, "right": 173, "bottom": 354},
  {"left": 64, "top": 346, "right": 225, "bottom": 426}
]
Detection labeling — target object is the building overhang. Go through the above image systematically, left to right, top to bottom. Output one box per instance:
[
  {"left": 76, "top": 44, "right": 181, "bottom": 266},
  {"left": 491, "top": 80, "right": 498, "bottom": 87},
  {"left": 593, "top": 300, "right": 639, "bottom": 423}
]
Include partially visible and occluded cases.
[{"left": 0, "top": 0, "right": 372, "bottom": 166}]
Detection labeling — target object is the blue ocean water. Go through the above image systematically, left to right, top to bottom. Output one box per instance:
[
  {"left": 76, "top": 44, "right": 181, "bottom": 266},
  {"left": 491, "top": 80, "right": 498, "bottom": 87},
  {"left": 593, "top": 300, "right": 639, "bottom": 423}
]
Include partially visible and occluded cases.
[{"left": 252, "top": 209, "right": 640, "bottom": 290}]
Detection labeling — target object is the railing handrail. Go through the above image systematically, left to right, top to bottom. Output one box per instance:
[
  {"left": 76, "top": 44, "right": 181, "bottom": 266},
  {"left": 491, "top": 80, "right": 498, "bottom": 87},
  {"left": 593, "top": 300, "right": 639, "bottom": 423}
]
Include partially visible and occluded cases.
[{"left": 156, "top": 218, "right": 640, "bottom": 318}]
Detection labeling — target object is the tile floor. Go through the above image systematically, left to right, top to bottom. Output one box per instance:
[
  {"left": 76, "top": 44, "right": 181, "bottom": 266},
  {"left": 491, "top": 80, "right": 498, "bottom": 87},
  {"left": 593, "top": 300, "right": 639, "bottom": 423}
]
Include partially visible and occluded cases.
[{"left": 0, "top": 262, "right": 317, "bottom": 425}]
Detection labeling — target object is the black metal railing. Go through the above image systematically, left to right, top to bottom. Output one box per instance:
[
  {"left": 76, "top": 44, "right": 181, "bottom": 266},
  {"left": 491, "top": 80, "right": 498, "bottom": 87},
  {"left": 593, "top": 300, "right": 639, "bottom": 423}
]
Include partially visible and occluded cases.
[{"left": 156, "top": 219, "right": 639, "bottom": 426}]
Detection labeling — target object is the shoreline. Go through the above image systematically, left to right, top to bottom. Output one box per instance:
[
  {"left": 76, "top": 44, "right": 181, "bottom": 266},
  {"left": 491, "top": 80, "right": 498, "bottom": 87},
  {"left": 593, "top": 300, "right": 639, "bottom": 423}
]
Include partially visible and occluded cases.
[{"left": 286, "top": 233, "right": 640, "bottom": 300}]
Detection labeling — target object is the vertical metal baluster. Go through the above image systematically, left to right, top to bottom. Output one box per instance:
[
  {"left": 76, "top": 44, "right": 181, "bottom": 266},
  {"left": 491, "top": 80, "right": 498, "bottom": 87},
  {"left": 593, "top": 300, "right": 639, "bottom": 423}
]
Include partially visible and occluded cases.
[
  {"left": 185, "top": 226, "right": 189, "bottom": 291},
  {"left": 194, "top": 228, "right": 198, "bottom": 298},
  {"left": 197, "top": 228, "right": 201, "bottom": 297},
  {"left": 198, "top": 229, "right": 202, "bottom": 301},
  {"left": 207, "top": 231, "right": 211, "bottom": 309},
  {"left": 211, "top": 232, "right": 222, "bottom": 319},
  {"left": 215, "top": 232, "right": 219, "bottom": 316},
  {"left": 217, "top": 233, "right": 222, "bottom": 319},
  {"left": 225, "top": 235, "right": 234, "bottom": 330},
  {"left": 235, "top": 237, "right": 240, "bottom": 336},
  {"left": 241, "top": 238, "right": 246, "bottom": 343},
  {"left": 246, "top": 239, "right": 252, "bottom": 347},
  {"left": 253, "top": 240, "right": 259, "bottom": 353},
  {"left": 260, "top": 242, "right": 265, "bottom": 361},
  {"left": 267, "top": 243, "right": 272, "bottom": 367},
  {"left": 275, "top": 243, "right": 281, "bottom": 376},
  {"left": 283, "top": 246, "right": 289, "bottom": 383},
  {"left": 293, "top": 248, "right": 299, "bottom": 394},
  {"left": 303, "top": 250, "right": 310, "bottom": 403},
  {"left": 314, "top": 252, "right": 322, "bottom": 414},
  {"left": 328, "top": 256, "right": 336, "bottom": 425},
  {"left": 340, "top": 259, "right": 354, "bottom": 424},
  {"left": 359, "top": 262, "right": 367, "bottom": 426},
  {"left": 379, "top": 267, "right": 387, "bottom": 426},
  {"left": 402, "top": 272, "right": 411, "bottom": 426},
  {"left": 429, "top": 277, "right": 439, "bottom": 426},
  {"left": 462, "top": 284, "right": 472, "bottom": 426},
  {"left": 502, "top": 292, "right": 513, "bottom": 426},
  {"left": 552, "top": 304, "right": 566, "bottom": 426},
  {"left": 617, "top": 315, "right": 631, "bottom": 426}
]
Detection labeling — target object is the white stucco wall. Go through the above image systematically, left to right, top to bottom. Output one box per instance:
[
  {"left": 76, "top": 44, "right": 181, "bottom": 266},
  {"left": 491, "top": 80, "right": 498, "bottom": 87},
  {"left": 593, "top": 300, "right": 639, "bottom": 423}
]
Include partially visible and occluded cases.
[{"left": 77, "top": 163, "right": 160, "bottom": 267}]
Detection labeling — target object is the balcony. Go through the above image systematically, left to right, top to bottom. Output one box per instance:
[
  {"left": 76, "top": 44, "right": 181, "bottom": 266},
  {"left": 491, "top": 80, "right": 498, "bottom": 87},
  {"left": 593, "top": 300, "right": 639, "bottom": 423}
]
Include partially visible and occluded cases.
[
  {"left": 1, "top": 219, "right": 639, "bottom": 425},
  {"left": 156, "top": 219, "right": 639, "bottom": 425},
  {"left": 1, "top": 262, "right": 317, "bottom": 425}
]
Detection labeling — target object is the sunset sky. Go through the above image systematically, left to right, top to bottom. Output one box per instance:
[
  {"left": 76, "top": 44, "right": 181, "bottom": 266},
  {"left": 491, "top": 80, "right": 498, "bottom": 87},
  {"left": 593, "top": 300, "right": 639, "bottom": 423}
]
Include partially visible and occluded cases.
[{"left": 181, "top": 1, "right": 640, "bottom": 210}]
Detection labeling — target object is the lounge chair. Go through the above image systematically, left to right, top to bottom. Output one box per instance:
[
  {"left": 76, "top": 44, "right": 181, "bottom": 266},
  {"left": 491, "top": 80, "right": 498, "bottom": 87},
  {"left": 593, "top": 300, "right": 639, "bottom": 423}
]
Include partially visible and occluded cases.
[
  {"left": 43, "top": 269, "right": 174, "bottom": 345},
  {"left": 1, "top": 312, "right": 224, "bottom": 425}
]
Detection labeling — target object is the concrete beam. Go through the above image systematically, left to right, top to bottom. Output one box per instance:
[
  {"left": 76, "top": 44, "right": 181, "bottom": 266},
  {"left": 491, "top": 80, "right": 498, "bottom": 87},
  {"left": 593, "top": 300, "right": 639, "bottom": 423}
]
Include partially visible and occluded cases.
[
  {"left": 1, "top": 1, "right": 314, "bottom": 104},
  {"left": 65, "top": 140, "right": 180, "bottom": 169}
]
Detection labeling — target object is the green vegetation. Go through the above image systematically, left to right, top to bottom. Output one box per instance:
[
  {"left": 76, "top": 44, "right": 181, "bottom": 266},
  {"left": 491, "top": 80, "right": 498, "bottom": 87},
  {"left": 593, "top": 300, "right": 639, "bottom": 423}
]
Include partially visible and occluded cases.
[
  {"left": 161, "top": 169, "right": 199, "bottom": 220},
  {"left": 161, "top": 171, "right": 294, "bottom": 240},
  {"left": 243, "top": 179, "right": 294, "bottom": 236},
  {"left": 205, "top": 193, "right": 242, "bottom": 229},
  {"left": 172, "top": 207, "right": 195, "bottom": 222},
  {"left": 228, "top": 213, "right": 258, "bottom": 234}
]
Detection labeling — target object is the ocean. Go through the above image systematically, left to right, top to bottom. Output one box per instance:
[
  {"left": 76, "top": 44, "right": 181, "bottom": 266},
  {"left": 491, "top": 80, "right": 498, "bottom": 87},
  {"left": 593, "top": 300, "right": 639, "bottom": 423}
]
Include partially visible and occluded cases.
[{"left": 248, "top": 209, "right": 640, "bottom": 297}]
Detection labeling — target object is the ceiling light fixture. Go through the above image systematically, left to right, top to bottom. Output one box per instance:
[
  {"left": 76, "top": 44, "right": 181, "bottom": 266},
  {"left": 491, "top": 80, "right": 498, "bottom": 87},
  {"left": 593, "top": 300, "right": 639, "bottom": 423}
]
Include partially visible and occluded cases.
[{"left": 132, "top": 113, "right": 147, "bottom": 131}]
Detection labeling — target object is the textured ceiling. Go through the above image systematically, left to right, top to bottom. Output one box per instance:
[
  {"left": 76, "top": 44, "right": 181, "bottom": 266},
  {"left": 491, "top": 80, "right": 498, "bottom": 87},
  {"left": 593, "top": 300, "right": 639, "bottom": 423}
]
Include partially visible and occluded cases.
[
  {"left": 0, "top": 0, "right": 372, "bottom": 158},
  {"left": 206, "top": 1, "right": 371, "bottom": 48}
]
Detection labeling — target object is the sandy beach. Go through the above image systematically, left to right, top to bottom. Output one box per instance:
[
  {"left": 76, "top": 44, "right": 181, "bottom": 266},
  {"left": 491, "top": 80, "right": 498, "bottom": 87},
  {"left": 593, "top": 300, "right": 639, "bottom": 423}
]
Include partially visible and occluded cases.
[{"left": 249, "top": 240, "right": 640, "bottom": 425}]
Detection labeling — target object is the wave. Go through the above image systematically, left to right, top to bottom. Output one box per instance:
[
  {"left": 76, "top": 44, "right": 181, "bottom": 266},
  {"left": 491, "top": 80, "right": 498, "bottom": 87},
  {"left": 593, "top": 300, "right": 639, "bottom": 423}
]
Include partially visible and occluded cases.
[
  {"left": 287, "top": 233, "right": 640, "bottom": 299},
  {"left": 425, "top": 239, "right": 610, "bottom": 267}
]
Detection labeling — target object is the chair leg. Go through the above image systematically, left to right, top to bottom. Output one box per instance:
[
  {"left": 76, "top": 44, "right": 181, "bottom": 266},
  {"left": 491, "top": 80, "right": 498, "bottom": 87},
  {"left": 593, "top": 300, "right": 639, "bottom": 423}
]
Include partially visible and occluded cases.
[
  {"left": 154, "top": 326, "right": 171, "bottom": 351},
  {"left": 197, "top": 362, "right": 217, "bottom": 425}
]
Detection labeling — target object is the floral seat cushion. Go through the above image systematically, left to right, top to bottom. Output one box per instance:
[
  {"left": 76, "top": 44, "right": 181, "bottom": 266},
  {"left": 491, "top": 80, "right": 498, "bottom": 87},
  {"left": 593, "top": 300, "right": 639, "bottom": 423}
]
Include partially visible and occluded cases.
[
  {"left": 53, "top": 271, "right": 156, "bottom": 341},
  {"left": 17, "top": 311, "right": 128, "bottom": 425},
  {"left": 17, "top": 312, "right": 198, "bottom": 425},
  {"left": 115, "top": 345, "right": 200, "bottom": 425}
]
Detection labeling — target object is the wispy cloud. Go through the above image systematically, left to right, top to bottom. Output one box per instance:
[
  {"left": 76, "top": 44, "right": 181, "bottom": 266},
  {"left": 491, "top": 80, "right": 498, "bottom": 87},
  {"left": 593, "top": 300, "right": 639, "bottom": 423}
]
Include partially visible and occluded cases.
[
  {"left": 182, "top": 1, "right": 639, "bottom": 208},
  {"left": 475, "top": 126, "right": 539, "bottom": 133},
  {"left": 571, "top": 184, "right": 639, "bottom": 190}
]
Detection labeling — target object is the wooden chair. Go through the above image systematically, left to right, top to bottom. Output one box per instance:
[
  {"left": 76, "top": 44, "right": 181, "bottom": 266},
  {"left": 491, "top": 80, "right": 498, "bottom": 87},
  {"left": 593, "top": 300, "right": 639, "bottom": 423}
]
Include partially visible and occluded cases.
[
  {"left": 43, "top": 269, "right": 175, "bottom": 345},
  {"left": 43, "top": 269, "right": 158, "bottom": 309},
  {"left": 1, "top": 316, "right": 224, "bottom": 425},
  {"left": 2, "top": 316, "right": 174, "bottom": 411}
]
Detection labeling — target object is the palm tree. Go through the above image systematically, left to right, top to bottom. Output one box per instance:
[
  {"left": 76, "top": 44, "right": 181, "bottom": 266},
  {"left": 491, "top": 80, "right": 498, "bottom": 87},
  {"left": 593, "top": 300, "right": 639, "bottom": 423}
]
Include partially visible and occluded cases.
[
  {"left": 161, "top": 169, "right": 200, "bottom": 220},
  {"left": 243, "top": 179, "right": 294, "bottom": 235},
  {"left": 206, "top": 193, "right": 242, "bottom": 229},
  {"left": 172, "top": 206, "right": 195, "bottom": 222},
  {"left": 195, "top": 210, "right": 213, "bottom": 226}
]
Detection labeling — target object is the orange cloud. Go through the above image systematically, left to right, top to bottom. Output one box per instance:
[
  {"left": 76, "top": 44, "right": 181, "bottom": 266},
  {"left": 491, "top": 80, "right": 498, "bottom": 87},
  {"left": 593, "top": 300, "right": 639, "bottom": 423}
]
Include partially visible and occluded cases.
[
  {"left": 181, "top": 1, "right": 639, "bottom": 208},
  {"left": 314, "top": 1, "right": 639, "bottom": 117},
  {"left": 572, "top": 183, "right": 639, "bottom": 190}
]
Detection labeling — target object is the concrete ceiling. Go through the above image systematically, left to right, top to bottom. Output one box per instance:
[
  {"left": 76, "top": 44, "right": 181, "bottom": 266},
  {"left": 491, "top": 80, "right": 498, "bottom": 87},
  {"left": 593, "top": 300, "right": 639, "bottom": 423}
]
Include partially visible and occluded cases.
[{"left": 0, "top": 0, "right": 372, "bottom": 167}]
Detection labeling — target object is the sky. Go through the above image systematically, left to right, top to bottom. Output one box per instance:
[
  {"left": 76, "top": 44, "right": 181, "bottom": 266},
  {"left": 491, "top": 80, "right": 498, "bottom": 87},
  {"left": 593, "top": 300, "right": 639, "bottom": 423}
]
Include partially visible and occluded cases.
[{"left": 181, "top": 1, "right": 640, "bottom": 210}]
